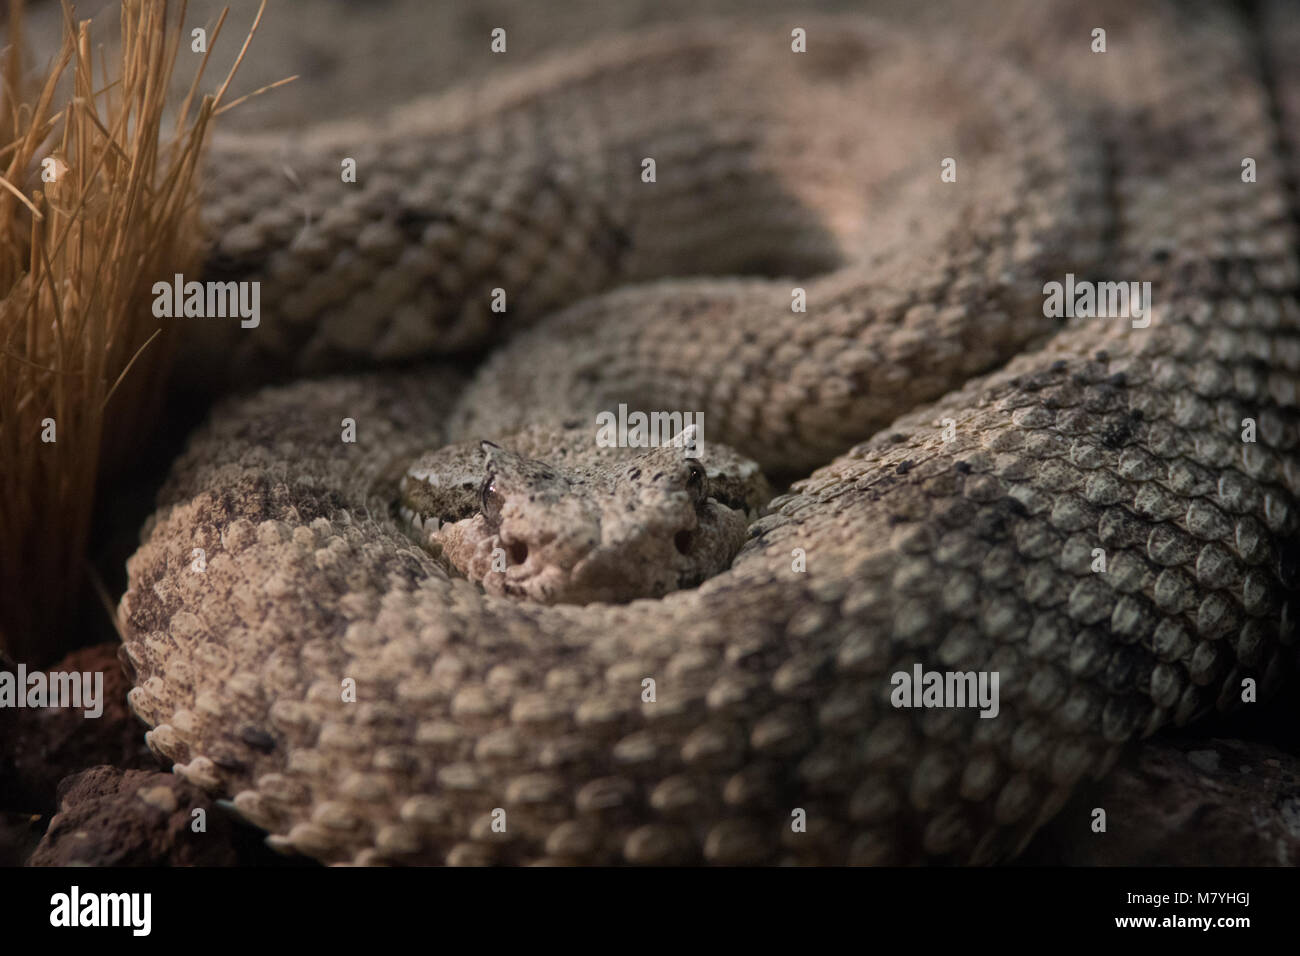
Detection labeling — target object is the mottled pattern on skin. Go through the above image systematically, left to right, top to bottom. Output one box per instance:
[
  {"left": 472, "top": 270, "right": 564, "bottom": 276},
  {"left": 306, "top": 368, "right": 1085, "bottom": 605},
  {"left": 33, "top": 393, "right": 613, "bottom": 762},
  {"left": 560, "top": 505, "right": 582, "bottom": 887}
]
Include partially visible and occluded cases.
[{"left": 118, "top": 1, "right": 1300, "bottom": 864}]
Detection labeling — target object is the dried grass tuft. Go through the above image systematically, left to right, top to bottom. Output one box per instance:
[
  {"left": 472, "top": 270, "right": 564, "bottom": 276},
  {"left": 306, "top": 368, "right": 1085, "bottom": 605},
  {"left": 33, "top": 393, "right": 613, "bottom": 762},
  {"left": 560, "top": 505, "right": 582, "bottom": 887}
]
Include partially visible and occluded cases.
[{"left": 0, "top": 0, "right": 265, "bottom": 662}]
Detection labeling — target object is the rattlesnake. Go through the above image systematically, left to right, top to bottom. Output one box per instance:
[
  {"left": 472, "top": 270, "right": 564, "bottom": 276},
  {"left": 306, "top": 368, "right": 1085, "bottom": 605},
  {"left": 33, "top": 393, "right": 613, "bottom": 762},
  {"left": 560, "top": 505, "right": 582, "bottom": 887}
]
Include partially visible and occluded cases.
[{"left": 118, "top": 0, "right": 1300, "bottom": 864}]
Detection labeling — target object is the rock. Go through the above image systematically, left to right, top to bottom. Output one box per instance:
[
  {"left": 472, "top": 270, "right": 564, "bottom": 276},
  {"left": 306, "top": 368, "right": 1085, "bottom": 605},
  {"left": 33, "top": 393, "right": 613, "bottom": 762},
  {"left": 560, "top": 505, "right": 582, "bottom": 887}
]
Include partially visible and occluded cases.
[
  {"left": 0, "top": 642, "right": 161, "bottom": 813},
  {"left": 1024, "top": 736, "right": 1300, "bottom": 865},
  {"left": 26, "top": 766, "right": 239, "bottom": 866},
  {"left": 0, "top": 811, "right": 45, "bottom": 866}
]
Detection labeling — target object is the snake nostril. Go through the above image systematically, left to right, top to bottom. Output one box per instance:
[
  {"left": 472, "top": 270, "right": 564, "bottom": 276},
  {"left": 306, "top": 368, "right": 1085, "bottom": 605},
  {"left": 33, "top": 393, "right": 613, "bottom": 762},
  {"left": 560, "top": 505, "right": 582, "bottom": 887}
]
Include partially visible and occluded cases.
[
  {"left": 674, "top": 530, "right": 693, "bottom": 555},
  {"left": 509, "top": 540, "right": 529, "bottom": 565}
]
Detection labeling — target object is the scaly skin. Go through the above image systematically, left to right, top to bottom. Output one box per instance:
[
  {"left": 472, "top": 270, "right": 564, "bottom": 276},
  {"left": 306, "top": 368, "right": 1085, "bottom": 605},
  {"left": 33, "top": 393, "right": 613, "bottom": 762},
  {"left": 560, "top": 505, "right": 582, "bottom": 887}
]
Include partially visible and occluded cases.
[
  {"left": 120, "top": 1, "right": 1300, "bottom": 864},
  {"left": 398, "top": 426, "right": 766, "bottom": 605}
]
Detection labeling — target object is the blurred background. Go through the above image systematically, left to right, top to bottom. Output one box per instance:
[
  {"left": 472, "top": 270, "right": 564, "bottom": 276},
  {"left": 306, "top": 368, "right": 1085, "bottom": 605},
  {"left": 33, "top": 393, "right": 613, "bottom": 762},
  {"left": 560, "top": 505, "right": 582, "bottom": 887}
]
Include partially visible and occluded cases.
[{"left": 18, "top": 0, "right": 991, "bottom": 131}]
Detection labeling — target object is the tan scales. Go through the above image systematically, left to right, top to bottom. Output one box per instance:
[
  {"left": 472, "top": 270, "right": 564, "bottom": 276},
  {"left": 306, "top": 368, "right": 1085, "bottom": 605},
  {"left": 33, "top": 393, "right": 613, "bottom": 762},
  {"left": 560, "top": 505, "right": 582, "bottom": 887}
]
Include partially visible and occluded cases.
[{"left": 120, "top": 1, "right": 1300, "bottom": 863}]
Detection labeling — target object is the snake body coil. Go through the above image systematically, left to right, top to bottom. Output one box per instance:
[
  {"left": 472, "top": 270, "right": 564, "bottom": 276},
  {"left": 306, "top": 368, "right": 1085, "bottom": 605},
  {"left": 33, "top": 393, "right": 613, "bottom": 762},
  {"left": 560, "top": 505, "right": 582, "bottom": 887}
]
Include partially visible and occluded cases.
[{"left": 120, "top": 1, "right": 1300, "bottom": 864}]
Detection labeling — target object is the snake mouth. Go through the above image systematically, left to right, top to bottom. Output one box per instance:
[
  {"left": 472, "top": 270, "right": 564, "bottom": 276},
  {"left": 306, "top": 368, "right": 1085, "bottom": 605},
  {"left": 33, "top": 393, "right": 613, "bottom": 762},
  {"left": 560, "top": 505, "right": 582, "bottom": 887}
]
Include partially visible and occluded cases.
[
  {"left": 395, "top": 470, "right": 482, "bottom": 538},
  {"left": 417, "top": 489, "right": 752, "bottom": 604},
  {"left": 396, "top": 504, "right": 436, "bottom": 541},
  {"left": 423, "top": 508, "right": 746, "bottom": 605}
]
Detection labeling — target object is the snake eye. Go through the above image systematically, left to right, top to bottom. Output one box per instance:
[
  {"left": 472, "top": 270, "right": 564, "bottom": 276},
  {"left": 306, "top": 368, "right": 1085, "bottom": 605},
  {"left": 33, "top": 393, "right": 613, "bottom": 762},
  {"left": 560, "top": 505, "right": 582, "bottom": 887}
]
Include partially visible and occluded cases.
[{"left": 480, "top": 474, "right": 504, "bottom": 523}]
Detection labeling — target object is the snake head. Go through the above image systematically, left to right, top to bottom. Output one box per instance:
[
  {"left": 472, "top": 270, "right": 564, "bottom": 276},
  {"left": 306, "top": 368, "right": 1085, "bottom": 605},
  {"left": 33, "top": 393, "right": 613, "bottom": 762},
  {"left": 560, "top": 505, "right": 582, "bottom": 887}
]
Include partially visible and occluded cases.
[{"left": 399, "top": 427, "right": 759, "bottom": 605}]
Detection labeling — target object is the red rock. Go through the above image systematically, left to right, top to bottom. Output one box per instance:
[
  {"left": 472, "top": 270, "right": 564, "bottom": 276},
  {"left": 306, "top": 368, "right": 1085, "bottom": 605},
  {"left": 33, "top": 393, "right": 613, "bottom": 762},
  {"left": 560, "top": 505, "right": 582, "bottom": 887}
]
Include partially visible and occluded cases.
[
  {"left": 0, "top": 642, "right": 161, "bottom": 813},
  {"left": 27, "top": 766, "right": 239, "bottom": 866}
]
